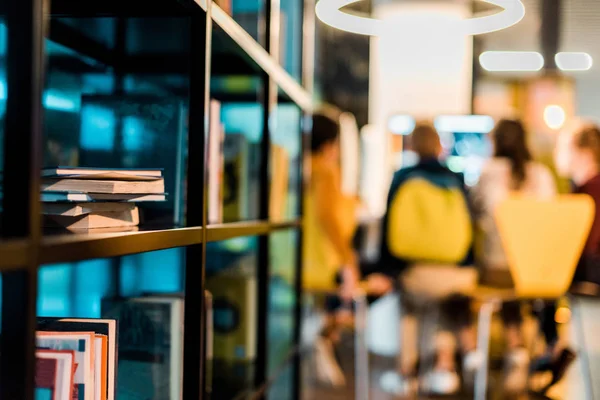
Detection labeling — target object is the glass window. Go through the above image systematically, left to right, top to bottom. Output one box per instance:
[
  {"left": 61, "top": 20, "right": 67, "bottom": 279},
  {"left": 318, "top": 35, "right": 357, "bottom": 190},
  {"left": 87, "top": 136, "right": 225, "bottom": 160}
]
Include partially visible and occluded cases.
[
  {"left": 279, "top": 0, "right": 302, "bottom": 82},
  {"left": 272, "top": 103, "right": 302, "bottom": 220},
  {"left": 267, "top": 230, "right": 297, "bottom": 376},
  {"left": 205, "top": 236, "right": 258, "bottom": 399}
]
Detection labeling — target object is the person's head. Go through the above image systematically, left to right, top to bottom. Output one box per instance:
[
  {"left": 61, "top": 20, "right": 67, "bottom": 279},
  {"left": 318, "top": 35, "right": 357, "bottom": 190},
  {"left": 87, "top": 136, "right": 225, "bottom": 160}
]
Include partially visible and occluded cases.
[
  {"left": 311, "top": 112, "right": 340, "bottom": 163},
  {"left": 492, "top": 119, "right": 532, "bottom": 188},
  {"left": 555, "top": 120, "right": 600, "bottom": 184},
  {"left": 410, "top": 122, "right": 442, "bottom": 160}
]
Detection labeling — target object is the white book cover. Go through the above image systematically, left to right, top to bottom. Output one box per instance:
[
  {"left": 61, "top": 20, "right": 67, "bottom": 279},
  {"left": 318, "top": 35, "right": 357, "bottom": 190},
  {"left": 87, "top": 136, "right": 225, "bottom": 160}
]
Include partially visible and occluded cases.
[{"left": 208, "top": 99, "right": 224, "bottom": 225}]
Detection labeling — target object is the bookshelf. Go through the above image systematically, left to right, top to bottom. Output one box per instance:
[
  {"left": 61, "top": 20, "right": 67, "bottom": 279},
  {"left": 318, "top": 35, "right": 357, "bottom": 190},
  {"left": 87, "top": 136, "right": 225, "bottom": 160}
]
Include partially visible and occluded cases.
[{"left": 0, "top": 0, "right": 312, "bottom": 398}]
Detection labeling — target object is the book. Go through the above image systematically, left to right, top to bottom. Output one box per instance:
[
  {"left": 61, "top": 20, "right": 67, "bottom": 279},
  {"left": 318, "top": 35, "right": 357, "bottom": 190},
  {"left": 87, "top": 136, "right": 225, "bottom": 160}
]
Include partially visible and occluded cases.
[
  {"left": 208, "top": 100, "right": 225, "bottom": 225},
  {"left": 223, "top": 134, "right": 249, "bottom": 222},
  {"left": 269, "top": 144, "right": 289, "bottom": 222},
  {"left": 43, "top": 167, "right": 163, "bottom": 179},
  {"left": 42, "top": 179, "right": 165, "bottom": 195},
  {"left": 41, "top": 192, "right": 166, "bottom": 203},
  {"left": 43, "top": 202, "right": 136, "bottom": 217},
  {"left": 44, "top": 207, "right": 140, "bottom": 230},
  {"left": 206, "top": 267, "right": 256, "bottom": 361},
  {"left": 101, "top": 297, "right": 184, "bottom": 400},
  {"left": 37, "top": 318, "right": 118, "bottom": 400},
  {"left": 36, "top": 332, "right": 96, "bottom": 400},
  {"left": 94, "top": 335, "right": 108, "bottom": 400},
  {"left": 36, "top": 350, "right": 75, "bottom": 400},
  {"left": 35, "top": 356, "right": 58, "bottom": 400}
]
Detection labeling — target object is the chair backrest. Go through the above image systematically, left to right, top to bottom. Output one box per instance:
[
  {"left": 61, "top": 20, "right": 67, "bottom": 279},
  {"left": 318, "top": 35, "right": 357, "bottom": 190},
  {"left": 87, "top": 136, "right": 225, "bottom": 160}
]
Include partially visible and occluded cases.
[{"left": 494, "top": 194, "right": 595, "bottom": 298}]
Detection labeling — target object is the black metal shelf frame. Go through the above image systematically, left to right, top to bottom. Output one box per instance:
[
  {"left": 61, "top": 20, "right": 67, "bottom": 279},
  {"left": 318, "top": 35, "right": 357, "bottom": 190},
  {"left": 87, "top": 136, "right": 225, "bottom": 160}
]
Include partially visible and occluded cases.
[{"left": 0, "top": 0, "right": 312, "bottom": 399}]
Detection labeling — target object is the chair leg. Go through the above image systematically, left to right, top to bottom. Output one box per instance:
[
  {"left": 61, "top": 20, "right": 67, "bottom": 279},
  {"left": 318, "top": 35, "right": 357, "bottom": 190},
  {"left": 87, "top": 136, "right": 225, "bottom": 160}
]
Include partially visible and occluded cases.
[
  {"left": 354, "top": 292, "right": 370, "bottom": 400},
  {"left": 475, "top": 300, "right": 496, "bottom": 400}
]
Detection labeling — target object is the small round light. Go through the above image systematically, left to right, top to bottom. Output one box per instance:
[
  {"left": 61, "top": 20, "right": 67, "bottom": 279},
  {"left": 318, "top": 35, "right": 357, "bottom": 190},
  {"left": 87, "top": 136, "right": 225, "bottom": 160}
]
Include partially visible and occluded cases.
[
  {"left": 544, "top": 105, "right": 566, "bottom": 130},
  {"left": 555, "top": 307, "right": 571, "bottom": 324}
]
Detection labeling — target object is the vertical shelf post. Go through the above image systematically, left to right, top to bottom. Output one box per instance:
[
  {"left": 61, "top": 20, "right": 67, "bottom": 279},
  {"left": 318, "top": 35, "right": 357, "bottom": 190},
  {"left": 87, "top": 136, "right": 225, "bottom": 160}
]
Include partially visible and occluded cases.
[
  {"left": 0, "top": 0, "right": 46, "bottom": 398},
  {"left": 255, "top": 0, "right": 277, "bottom": 393},
  {"left": 183, "top": 4, "right": 211, "bottom": 400}
]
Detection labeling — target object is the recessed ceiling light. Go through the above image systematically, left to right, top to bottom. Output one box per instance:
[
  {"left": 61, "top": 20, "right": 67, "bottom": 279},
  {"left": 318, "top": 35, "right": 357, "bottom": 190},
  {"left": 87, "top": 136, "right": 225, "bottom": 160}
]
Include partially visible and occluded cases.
[
  {"left": 315, "top": 0, "right": 525, "bottom": 37},
  {"left": 479, "top": 51, "right": 544, "bottom": 72},
  {"left": 555, "top": 52, "right": 593, "bottom": 71}
]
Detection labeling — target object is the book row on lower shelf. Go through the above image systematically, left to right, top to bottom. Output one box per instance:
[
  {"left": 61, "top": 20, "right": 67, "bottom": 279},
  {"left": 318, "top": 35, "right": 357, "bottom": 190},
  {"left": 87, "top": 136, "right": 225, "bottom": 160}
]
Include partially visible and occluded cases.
[{"left": 35, "top": 291, "right": 214, "bottom": 400}]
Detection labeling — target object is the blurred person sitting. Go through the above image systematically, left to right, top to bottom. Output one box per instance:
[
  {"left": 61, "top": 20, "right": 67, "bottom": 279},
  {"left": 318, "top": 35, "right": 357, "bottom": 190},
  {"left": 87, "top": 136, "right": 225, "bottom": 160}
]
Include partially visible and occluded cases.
[
  {"left": 303, "top": 110, "right": 358, "bottom": 387},
  {"left": 304, "top": 110, "right": 392, "bottom": 387},
  {"left": 471, "top": 119, "right": 556, "bottom": 394},
  {"left": 379, "top": 122, "right": 478, "bottom": 396}
]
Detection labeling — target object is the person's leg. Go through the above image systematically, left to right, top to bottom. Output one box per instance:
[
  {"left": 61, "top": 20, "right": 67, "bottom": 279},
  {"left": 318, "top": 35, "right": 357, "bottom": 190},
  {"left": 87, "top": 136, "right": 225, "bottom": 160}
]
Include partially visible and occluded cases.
[
  {"left": 500, "top": 300, "right": 530, "bottom": 393},
  {"left": 501, "top": 300, "right": 524, "bottom": 349},
  {"left": 539, "top": 301, "right": 559, "bottom": 353}
]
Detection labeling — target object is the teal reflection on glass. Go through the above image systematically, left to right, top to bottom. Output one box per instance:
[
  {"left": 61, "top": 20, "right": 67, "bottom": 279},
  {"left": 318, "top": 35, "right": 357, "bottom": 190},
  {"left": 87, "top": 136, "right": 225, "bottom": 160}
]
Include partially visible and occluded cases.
[
  {"left": 221, "top": 104, "right": 262, "bottom": 142},
  {"left": 80, "top": 105, "right": 116, "bottom": 151},
  {"left": 122, "top": 116, "right": 145, "bottom": 151},
  {"left": 120, "top": 248, "right": 184, "bottom": 296},
  {"left": 38, "top": 260, "right": 113, "bottom": 317}
]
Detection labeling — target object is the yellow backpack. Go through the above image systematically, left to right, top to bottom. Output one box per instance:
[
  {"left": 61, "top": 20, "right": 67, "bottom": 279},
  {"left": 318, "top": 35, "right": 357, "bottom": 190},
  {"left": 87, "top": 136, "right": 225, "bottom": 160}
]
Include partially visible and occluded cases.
[{"left": 387, "top": 178, "right": 472, "bottom": 264}]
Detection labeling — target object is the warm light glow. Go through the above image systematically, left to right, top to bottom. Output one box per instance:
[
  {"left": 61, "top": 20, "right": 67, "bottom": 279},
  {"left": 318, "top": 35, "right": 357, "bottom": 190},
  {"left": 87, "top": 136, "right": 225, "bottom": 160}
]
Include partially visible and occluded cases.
[
  {"left": 315, "top": 0, "right": 525, "bottom": 36},
  {"left": 479, "top": 51, "right": 544, "bottom": 72},
  {"left": 555, "top": 52, "right": 593, "bottom": 71},
  {"left": 544, "top": 105, "right": 566, "bottom": 130},
  {"left": 555, "top": 307, "right": 571, "bottom": 324}
]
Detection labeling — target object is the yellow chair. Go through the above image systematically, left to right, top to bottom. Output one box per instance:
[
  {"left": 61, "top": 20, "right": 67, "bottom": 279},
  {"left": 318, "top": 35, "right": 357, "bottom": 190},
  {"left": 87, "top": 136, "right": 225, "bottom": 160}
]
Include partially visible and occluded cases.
[
  {"left": 473, "top": 194, "right": 595, "bottom": 400},
  {"left": 495, "top": 194, "right": 595, "bottom": 299}
]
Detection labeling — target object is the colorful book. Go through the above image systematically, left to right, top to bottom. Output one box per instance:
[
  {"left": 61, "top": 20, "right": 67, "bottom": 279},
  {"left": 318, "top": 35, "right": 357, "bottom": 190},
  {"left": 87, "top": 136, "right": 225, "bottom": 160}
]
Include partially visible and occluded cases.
[
  {"left": 42, "top": 167, "right": 163, "bottom": 179},
  {"left": 41, "top": 179, "right": 165, "bottom": 195},
  {"left": 41, "top": 192, "right": 166, "bottom": 203},
  {"left": 44, "top": 207, "right": 140, "bottom": 230},
  {"left": 37, "top": 318, "right": 118, "bottom": 400},
  {"left": 36, "top": 332, "right": 95, "bottom": 400},
  {"left": 36, "top": 349, "right": 76, "bottom": 400}
]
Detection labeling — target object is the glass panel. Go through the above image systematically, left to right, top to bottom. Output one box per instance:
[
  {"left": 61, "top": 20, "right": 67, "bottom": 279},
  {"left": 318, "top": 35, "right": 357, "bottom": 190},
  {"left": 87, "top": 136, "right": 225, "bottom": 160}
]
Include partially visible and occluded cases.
[
  {"left": 220, "top": 0, "right": 265, "bottom": 49},
  {"left": 279, "top": 0, "right": 302, "bottom": 82},
  {"left": 0, "top": 17, "right": 6, "bottom": 230},
  {"left": 42, "top": 17, "right": 190, "bottom": 235},
  {"left": 206, "top": 96, "right": 263, "bottom": 223},
  {"left": 272, "top": 103, "right": 302, "bottom": 220},
  {"left": 267, "top": 230, "right": 297, "bottom": 375},
  {"left": 205, "top": 236, "right": 258, "bottom": 399},
  {"left": 37, "top": 248, "right": 185, "bottom": 399},
  {"left": 267, "top": 362, "right": 294, "bottom": 400}
]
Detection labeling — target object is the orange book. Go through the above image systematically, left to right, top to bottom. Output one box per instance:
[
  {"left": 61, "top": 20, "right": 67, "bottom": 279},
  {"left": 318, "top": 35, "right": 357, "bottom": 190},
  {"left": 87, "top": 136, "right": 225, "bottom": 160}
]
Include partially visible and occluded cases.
[{"left": 95, "top": 334, "right": 108, "bottom": 400}]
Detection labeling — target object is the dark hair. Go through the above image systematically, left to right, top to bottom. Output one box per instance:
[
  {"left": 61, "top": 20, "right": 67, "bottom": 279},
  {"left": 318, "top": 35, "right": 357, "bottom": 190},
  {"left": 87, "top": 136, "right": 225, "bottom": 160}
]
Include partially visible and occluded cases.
[
  {"left": 311, "top": 113, "right": 340, "bottom": 152},
  {"left": 493, "top": 119, "right": 532, "bottom": 189},
  {"left": 410, "top": 122, "right": 441, "bottom": 159},
  {"left": 574, "top": 124, "right": 600, "bottom": 166}
]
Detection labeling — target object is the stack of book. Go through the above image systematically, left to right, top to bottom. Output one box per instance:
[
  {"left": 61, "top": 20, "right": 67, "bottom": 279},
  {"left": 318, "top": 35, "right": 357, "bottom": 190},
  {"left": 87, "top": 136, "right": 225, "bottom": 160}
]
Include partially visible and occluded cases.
[
  {"left": 41, "top": 167, "right": 166, "bottom": 231},
  {"left": 35, "top": 317, "right": 118, "bottom": 400}
]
